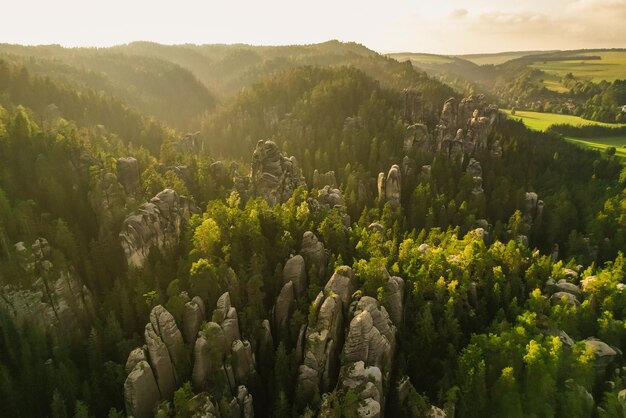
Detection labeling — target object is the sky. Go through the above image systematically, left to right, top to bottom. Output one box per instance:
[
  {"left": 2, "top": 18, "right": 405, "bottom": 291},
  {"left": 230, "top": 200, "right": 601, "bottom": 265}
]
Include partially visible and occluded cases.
[{"left": 2, "top": 0, "right": 625, "bottom": 54}]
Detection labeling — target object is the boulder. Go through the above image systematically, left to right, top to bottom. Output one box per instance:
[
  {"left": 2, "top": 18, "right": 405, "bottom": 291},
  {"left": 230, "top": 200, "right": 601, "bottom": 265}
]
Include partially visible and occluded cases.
[
  {"left": 550, "top": 292, "right": 580, "bottom": 306},
  {"left": 586, "top": 338, "right": 618, "bottom": 376},
  {"left": 125, "top": 347, "right": 148, "bottom": 374}
]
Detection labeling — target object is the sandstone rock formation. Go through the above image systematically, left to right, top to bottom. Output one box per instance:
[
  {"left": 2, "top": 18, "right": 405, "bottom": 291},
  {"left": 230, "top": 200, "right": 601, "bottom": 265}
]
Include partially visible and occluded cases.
[
  {"left": 435, "top": 95, "right": 500, "bottom": 160},
  {"left": 403, "top": 123, "right": 431, "bottom": 153},
  {"left": 249, "top": 140, "right": 306, "bottom": 206},
  {"left": 466, "top": 158, "right": 484, "bottom": 196},
  {"left": 378, "top": 165, "right": 401, "bottom": 206},
  {"left": 119, "top": 188, "right": 193, "bottom": 268},
  {"left": 300, "top": 231, "right": 328, "bottom": 278},
  {"left": 0, "top": 238, "right": 92, "bottom": 333},
  {"left": 297, "top": 267, "right": 357, "bottom": 404},
  {"left": 182, "top": 296, "right": 206, "bottom": 344},
  {"left": 124, "top": 360, "right": 161, "bottom": 418}
]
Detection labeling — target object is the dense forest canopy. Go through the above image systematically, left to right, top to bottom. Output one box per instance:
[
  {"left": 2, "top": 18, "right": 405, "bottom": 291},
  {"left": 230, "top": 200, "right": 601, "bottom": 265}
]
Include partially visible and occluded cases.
[{"left": 1, "top": 41, "right": 626, "bottom": 418}]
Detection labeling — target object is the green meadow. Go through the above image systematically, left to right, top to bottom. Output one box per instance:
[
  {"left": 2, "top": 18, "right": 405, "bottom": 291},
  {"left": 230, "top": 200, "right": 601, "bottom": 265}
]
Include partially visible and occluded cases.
[{"left": 502, "top": 109, "right": 626, "bottom": 158}]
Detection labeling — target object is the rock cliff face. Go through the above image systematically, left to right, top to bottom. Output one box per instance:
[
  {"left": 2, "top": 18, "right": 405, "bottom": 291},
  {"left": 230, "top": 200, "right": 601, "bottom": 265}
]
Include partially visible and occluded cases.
[
  {"left": 435, "top": 95, "right": 500, "bottom": 160},
  {"left": 249, "top": 140, "right": 306, "bottom": 206},
  {"left": 377, "top": 165, "right": 401, "bottom": 206},
  {"left": 88, "top": 169, "right": 127, "bottom": 238},
  {"left": 119, "top": 188, "right": 193, "bottom": 268},
  {"left": 300, "top": 231, "right": 328, "bottom": 278},
  {"left": 0, "top": 238, "right": 92, "bottom": 333},
  {"left": 297, "top": 267, "right": 358, "bottom": 404},
  {"left": 124, "top": 293, "right": 257, "bottom": 418},
  {"left": 336, "top": 296, "right": 397, "bottom": 417}
]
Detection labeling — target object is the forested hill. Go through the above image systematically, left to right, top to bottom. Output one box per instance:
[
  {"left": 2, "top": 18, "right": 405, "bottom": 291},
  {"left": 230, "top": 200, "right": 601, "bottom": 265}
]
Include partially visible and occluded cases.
[{"left": 1, "top": 41, "right": 626, "bottom": 418}]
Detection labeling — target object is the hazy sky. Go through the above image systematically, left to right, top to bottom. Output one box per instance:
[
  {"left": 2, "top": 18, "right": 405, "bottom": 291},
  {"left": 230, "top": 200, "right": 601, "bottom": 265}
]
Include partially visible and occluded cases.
[{"left": 2, "top": 0, "right": 625, "bottom": 54}]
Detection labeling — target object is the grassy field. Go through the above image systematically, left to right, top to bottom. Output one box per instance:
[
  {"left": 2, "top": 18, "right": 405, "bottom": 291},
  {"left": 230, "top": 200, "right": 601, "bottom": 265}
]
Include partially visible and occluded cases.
[
  {"left": 529, "top": 51, "right": 626, "bottom": 84},
  {"left": 501, "top": 109, "right": 621, "bottom": 131},
  {"left": 502, "top": 109, "right": 626, "bottom": 158}
]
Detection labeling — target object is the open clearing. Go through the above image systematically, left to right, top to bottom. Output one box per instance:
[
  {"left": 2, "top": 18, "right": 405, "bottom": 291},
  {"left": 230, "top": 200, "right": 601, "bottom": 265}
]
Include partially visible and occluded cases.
[
  {"left": 529, "top": 51, "right": 626, "bottom": 84},
  {"left": 502, "top": 109, "right": 626, "bottom": 158}
]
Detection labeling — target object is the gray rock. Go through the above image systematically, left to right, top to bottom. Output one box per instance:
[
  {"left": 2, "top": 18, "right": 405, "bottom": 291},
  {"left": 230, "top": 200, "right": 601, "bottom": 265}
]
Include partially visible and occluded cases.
[
  {"left": 250, "top": 140, "right": 306, "bottom": 205},
  {"left": 385, "top": 165, "right": 401, "bottom": 205},
  {"left": 317, "top": 185, "right": 344, "bottom": 209},
  {"left": 119, "top": 188, "right": 192, "bottom": 268},
  {"left": 300, "top": 231, "right": 327, "bottom": 276},
  {"left": 283, "top": 255, "right": 307, "bottom": 298},
  {"left": 324, "top": 267, "right": 357, "bottom": 308},
  {"left": 385, "top": 276, "right": 405, "bottom": 325},
  {"left": 555, "top": 281, "right": 582, "bottom": 298},
  {"left": 274, "top": 282, "right": 295, "bottom": 336},
  {"left": 550, "top": 292, "right": 580, "bottom": 306},
  {"left": 182, "top": 297, "right": 206, "bottom": 344},
  {"left": 149, "top": 305, "right": 187, "bottom": 375},
  {"left": 145, "top": 321, "right": 177, "bottom": 399},
  {"left": 586, "top": 338, "right": 618, "bottom": 376},
  {"left": 231, "top": 340, "right": 256, "bottom": 386},
  {"left": 125, "top": 347, "right": 148, "bottom": 374},
  {"left": 124, "top": 360, "right": 161, "bottom": 418}
]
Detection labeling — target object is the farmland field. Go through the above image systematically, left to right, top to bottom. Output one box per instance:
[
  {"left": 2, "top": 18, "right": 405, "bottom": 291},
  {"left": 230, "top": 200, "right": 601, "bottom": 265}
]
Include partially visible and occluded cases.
[
  {"left": 528, "top": 51, "right": 626, "bottom": 83},
  {"left": 501, "top": 109, "right": 621, "bottom": 131},
  {"left": 502, "top": 109, "right": 626, "bottom": 158}
]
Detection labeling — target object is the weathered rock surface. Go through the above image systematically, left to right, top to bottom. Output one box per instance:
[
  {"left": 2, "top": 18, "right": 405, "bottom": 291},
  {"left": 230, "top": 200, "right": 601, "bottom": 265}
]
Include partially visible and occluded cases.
[
  {"left": 435, "top": 95, "right": 499, "bottom": 159},
  {"left": 404, "top": 123, "right": 431, "bottom": 153},
  {"left": 249, "top": 140, "right": 306, "bottom": 206},
  {"left": 378, "top": 165, "right": 401, "bottom": 205},
  {"left": 317, "top": 185, "right": 344, "bottom": 209},
  {"left": 119, "top": 188, "right": 193, "bottom": 268},
  {"left": 300, "top": 231, "right": 328, "bottom": 277},
  {"left": 0, "top": 238, "right": 92, "bottom": 333},
  {"left": 283, "top": 255, "right": 307, "bottom": 298},
  {"left": 324, "top": 267, "right": 358, "bottom": 308},
  {"left": 385, "top": 276, "right": 405, "bottom": 325},
  {"left": 273, "top": 281, "right": 295, "bottom": 338},
  {"left": 182, "top": 296, "right": 206, "bottom": 344},
  {"left": 585, "top": 338, "right": 619, "bottom": 376},
  {"left": 124, "top": 360, "right": 160, "bottom": 418},
  {"left": 338, "top": 361, "right": 384, "bottom": 418}
]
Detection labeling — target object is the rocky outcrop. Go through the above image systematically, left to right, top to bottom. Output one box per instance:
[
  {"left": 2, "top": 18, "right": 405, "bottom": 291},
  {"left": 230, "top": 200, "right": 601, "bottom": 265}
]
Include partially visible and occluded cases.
[
  {"left": 435, "top": 95, "right": 499, "bottom": 160},
  {"left": 404, "top": 123, "right": 431, "bottom": 153},
  {"left": 249, "top": 140, "right": 306, "bottom": 206},
  {"left": 117, "top": 157, "right": 140, "bottom": 195},
  {"left": 466, "top": 158, "right": 484, "bottom": 196},
  {"left": 377, "top": 165, "right": 401, "bottom": 206},
  {"left": 317, "top": 186, "right": 344, "bottom": 209},
  {"left": 119, "top": 188, "right": 193, "bottom": 268},
  {"left": 300, "top": 231, "right": 328, "bottom": 278},
  {"left": 0, "top": 238, "right": 92, "bottom": 333},
  {"left": 283, "top": 255, "right": 307, "bottom": 298},
  {"left": 297, "top": 267, "right": 357, "bottom": 404},
  {"left": 385, "top": 276, "right": 405, "bottom": 325},
  {"left": 273, "top": 281, "right": 295, "bottom": 338},
  {"left": 182, "top": 296, "right": 206, "bottom": 344},
  {"left": 343, "top": 297, "right": 396, "bottom": 374},
  {"left": 585, "top": 338, "right": 619, "bottom": 377},
  {"left": 124, "top": 360, "right": 161, "bottom": 418},
  {"left": 337, "top": 361, "right": 384, "bottom": 418}
]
